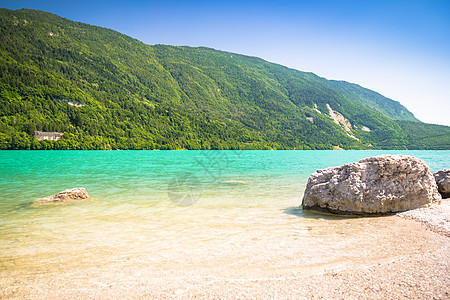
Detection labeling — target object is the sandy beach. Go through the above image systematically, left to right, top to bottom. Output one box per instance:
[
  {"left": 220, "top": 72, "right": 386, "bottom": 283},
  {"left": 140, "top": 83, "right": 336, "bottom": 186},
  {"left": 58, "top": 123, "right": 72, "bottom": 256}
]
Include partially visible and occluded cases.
[{"left": 1, "top": 199, "right": 449, "bottom": 299}]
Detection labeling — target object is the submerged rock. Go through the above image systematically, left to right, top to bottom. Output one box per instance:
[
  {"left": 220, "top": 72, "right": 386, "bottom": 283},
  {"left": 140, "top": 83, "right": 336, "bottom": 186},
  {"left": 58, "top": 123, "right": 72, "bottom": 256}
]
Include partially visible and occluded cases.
[
  {"left": 302, "top": 155, "right": 441, "bottom": 215},
  {"left": 434, "top": 169, "right": 450, "bottom": 199},
  {"left": 223, "top": 180, "right": 249, "bottom": 185},
  {"left": 33, "top": 187, "right": 90, "bottom": 206}
]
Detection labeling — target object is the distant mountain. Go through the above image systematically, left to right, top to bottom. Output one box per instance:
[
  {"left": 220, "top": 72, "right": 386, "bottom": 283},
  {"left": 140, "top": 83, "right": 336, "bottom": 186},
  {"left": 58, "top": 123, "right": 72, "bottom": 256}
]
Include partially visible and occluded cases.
[{"left": 0, "top": 8, "right": 448, "bottom": 150}]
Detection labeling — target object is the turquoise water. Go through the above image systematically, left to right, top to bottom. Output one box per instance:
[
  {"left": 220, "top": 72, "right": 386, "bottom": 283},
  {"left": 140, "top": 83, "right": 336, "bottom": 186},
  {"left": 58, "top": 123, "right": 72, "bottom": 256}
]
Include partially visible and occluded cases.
[
  {"left": 0, "top": 150, "right": 449, "bottom": 293},
  {"left": 1, "top": 150, "right": 448, "bottom": 214}
]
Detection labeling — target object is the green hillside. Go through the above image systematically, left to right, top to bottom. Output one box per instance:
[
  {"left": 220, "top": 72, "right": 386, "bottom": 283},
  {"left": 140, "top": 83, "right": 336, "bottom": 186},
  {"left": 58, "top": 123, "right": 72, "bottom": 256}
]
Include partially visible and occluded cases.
[
  {"left": 0, "top": 8, "right": 448, "bottom": 150},
  {"left": 315, "top": 79, "right": 419, "bottom": 121},
  {"left": 396, "top": 121, "right": 450, "bottom": 149}
]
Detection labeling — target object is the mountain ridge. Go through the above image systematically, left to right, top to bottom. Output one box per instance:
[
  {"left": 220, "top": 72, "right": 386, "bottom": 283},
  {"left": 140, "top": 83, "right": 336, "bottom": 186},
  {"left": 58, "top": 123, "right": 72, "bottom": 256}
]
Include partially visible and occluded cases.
[{"left": 0, "top": 8, "right": 448, "bottom": 150}]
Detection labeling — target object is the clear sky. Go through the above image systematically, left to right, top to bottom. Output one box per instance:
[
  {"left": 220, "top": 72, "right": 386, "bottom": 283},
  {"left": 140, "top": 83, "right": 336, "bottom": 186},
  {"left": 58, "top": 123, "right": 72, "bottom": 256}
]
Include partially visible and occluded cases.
[{"left": 2, "top": 0, "right": 450, "bottom": 126}]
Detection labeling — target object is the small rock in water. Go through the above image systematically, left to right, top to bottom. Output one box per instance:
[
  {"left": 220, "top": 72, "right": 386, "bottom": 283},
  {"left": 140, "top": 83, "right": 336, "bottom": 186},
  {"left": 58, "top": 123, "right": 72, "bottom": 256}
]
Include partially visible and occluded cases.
[
  {"left": 302, "top": 155, "right": 441, "bottom": 215},
  {"left": 434, "top": 169, "right": 450, "bottom": 199},
  {"left": 33, "top": 187, "right": 90, "bottom": 206}
]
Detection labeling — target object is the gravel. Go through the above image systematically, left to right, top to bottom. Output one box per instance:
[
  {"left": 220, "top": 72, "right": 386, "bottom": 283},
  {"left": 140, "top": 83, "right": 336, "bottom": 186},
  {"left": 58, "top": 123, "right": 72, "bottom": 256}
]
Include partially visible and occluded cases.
[{"left": 398, "top": 198, "right": 450, "bottom": 237}]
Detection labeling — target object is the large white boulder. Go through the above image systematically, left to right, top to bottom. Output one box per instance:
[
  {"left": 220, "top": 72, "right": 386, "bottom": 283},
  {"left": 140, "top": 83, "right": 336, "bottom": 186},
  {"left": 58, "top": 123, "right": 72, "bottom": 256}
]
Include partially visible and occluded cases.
[{"left": 302, "top": 155, "right": 441, "bottom": 215}]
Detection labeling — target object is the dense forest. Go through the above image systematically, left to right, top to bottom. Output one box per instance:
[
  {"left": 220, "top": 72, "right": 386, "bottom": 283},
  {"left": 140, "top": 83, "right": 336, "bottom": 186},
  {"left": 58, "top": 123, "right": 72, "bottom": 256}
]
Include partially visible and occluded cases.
[{"left": 0, "top": 8, "right": 449, "bottom": 150}]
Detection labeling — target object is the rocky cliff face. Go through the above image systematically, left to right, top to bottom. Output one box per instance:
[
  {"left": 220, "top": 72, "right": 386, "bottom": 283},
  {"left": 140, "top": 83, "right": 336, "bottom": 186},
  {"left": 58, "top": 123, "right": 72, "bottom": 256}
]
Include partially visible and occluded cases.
[{"left": 302, "top": 155, "right": 441, "bottom": 215}]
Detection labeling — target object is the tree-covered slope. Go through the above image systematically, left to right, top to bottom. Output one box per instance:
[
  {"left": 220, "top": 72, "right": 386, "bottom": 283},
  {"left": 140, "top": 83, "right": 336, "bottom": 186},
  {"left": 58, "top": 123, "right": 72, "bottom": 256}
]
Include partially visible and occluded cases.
[
  {"left": 0, "top": 8, "right": 448, "bottom": 150},
  {"left": 313, "top": 79, "right": 418, "bottom": 121},
  {"left": 396, "top": 121, "right": 450, "bottom": 149}
]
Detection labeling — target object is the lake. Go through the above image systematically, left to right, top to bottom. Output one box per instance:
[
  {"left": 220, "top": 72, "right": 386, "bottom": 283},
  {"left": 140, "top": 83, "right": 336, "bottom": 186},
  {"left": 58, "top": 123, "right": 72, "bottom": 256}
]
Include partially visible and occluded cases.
[{"left": 0, "top": 150, "right": 448, "bottom": 297}]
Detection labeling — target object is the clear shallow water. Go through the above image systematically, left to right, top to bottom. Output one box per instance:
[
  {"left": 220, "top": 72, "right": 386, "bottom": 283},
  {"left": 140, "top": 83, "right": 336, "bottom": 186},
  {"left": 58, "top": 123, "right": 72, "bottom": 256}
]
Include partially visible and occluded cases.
[{"left": 0, "top": 150, "right": 449, "bottom": 293}]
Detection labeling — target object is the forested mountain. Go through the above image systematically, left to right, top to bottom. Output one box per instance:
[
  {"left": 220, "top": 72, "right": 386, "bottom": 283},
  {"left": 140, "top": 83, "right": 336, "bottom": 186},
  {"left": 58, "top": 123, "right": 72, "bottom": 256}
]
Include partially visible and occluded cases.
[
  {"left": 0, "top": 8, "right": 448, "bottom": 150},
  {"left": 314, "top": 79, "right": 418, "bottom": 121}
]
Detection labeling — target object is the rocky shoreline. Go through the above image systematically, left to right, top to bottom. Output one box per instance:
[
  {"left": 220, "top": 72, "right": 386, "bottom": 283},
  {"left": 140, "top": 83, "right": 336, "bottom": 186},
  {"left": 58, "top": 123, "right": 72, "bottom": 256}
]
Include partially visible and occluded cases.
[{"left": 300, "top": 154, "right": 450, "bottom": 238}]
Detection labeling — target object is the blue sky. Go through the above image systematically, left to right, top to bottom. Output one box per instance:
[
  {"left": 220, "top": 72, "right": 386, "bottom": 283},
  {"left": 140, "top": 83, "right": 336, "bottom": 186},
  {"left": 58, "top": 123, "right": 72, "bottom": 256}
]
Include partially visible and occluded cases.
[{"left": 2, "top": 0, "right": 450, "bottom": 126}]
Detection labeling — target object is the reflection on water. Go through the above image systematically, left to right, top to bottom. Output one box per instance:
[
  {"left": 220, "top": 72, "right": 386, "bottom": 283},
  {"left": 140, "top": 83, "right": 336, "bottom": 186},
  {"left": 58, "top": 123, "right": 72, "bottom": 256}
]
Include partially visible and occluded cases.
[{"left": 0, "top": 150, "right": 449, "bottom": 295}]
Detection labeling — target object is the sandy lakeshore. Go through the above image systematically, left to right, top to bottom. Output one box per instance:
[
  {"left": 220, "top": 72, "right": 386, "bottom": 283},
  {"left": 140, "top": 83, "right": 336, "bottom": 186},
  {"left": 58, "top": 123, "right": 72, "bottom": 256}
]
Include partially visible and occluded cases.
[{"left": 1, "top": 200, "right": 449, "bottom": 299}]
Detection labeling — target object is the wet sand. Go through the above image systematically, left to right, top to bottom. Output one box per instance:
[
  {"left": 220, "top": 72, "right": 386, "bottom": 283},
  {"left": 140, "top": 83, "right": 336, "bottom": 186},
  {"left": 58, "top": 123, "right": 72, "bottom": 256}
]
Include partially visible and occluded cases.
[{"left": 1, "top": 200, "right": 449, "bottom": 299}]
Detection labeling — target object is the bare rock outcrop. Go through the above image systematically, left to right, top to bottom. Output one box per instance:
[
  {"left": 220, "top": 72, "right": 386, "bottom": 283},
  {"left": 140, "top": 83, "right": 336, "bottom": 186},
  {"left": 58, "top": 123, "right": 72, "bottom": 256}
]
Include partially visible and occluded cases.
[
  {"left": 302, "top": 155, "right": 441, "bottom": 215},
  {"left": 434, "top": 169, "right": 450, "bottom": 199},
  {"left": 33, "top": 187, "right": 90, "bottom": 206}
]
